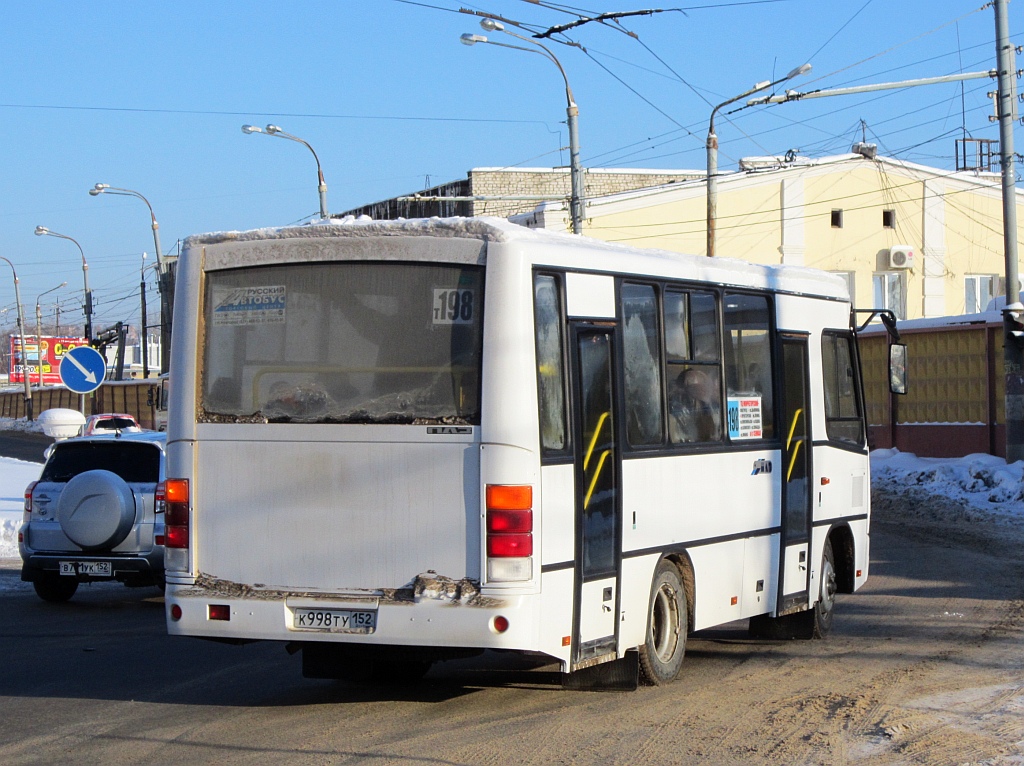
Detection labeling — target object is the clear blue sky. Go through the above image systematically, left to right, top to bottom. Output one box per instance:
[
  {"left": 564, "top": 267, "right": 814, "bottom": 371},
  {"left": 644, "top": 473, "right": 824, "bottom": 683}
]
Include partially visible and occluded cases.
[{"left": 0, "top": 0, "right": 1016, "bottom": 333}]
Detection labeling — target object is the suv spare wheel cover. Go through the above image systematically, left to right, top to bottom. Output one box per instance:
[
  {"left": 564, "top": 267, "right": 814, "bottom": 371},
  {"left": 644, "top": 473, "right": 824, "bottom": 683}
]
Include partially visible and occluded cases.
[{"left": 57, "top": 469, "right": 138, "bottom": 550}]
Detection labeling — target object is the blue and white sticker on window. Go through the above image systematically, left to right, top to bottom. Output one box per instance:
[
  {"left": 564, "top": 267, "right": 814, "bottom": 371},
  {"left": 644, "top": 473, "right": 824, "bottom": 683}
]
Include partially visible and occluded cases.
[
  {"left": 212, "top": 286, "right": 287, "bottom": 326},
  {"left": 432, "top": 288, "right": 476, "bottom": 325},
  {"left": 727, "top": 396, "right": 763, "bottom": 440}
]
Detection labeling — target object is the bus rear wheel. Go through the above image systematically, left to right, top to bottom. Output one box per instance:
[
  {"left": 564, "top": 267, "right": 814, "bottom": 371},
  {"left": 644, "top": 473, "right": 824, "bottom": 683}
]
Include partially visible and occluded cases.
[{"left": 638, "top": 560, "right": 687, "bottom": 685}]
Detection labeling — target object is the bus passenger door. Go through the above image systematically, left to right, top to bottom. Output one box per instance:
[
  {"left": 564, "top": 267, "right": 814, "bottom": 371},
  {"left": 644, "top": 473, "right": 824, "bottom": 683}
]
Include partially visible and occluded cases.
[
  {"left": 571, "top": 325, "right": 621, "bottom": 669},
  {"left": 778, "top": 335, "right": 812, "bottom": 613}
]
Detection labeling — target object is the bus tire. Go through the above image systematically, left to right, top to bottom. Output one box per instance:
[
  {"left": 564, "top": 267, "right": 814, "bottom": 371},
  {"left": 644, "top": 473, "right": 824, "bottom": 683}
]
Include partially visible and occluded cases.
[
  {"left": 812, "top": 538, "right": 837, "bottom": 638},
  {"left": 638, "top": 559, "right": 687, "bottom": 686}
]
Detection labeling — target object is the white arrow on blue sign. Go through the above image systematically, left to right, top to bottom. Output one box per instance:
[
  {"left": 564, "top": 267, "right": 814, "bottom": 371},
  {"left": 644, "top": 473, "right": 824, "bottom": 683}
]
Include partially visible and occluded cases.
[{"left": 59, "top": 345, "right": 107, "bottom": 394}]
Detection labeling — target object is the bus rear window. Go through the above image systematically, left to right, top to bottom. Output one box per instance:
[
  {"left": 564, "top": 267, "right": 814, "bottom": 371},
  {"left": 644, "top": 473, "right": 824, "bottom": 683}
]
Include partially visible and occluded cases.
[{"left": 201, "top": 262, "right": 484, "bottom": 424}]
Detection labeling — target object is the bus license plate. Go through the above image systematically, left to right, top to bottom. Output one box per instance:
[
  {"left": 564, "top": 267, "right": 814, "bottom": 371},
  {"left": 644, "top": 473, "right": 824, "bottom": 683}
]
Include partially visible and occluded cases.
[
  {"left": 60, "top": 561, "right": 112, "bottom": 577},
  {"left": 292, "top": 608, "right": 376, "bottom": 633}
]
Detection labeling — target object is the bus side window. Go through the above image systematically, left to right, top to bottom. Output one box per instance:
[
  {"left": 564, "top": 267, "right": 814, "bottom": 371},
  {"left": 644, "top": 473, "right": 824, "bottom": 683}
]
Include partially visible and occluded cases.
[
  {"left": 534, "top": 274, "right": 568, "bottom": 453},
  {"left": 621, "top": 283, "right": 664, "bottom": 446},
  {"left": 665, "top": 289, "right": 723, "bottom": 444},
  {"left": 723, "top": 293, "right": 774, "bottom": 439},
  {"left": 822, "top": 332, "right": 865, "bottom": 445}
]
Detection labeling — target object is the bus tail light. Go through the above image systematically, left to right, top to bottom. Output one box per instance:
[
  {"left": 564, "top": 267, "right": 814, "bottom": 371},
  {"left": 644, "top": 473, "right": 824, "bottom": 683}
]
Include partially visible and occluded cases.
[
  {"left": 159, "top": 479, "right": 190, "bottom": 550},
  {"left": 486, "top": 485, "right": 533, "bottom": 582}
]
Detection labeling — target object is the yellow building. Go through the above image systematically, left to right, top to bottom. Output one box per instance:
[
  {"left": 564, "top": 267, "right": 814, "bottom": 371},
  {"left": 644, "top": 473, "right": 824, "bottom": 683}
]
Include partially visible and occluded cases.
[{"left": 517, "top": 151, "right": 1024, "bottom": 320}]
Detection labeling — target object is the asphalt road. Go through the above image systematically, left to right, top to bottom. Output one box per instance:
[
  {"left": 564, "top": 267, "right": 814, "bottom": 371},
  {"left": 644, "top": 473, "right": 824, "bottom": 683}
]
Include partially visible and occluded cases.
[
  {"left": 0, "top": 431, "right": 52, "bottom": 463},
  {"left": 2, "top": 498, "right": 1024, "bottom": 765}
]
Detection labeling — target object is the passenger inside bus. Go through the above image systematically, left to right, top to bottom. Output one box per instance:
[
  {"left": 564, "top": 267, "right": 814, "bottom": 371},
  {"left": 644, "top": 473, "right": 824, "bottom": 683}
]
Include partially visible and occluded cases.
[{"left": 668, "top": 366, "right": 722, "bottom": 443}]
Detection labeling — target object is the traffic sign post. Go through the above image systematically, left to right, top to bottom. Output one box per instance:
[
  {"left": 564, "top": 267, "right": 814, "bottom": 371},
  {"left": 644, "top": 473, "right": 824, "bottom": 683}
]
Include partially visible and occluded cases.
[{"left": 59, "top": 346, "right": 106, "bottom": 414}]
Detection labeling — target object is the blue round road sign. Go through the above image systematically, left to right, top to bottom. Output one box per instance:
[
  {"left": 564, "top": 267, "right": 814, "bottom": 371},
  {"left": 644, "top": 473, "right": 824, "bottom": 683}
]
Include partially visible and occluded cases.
[{"left": 59, "top": 346, "right": 106, "bottom": 394}]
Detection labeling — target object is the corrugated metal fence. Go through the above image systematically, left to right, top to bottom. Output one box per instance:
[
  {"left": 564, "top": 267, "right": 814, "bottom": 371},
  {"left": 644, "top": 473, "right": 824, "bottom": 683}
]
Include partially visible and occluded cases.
[
  {"left": 861, "top": 318, "right": 1004, "bottom": 458},
  {"left": 0, "top": 380, "right": 161, "bottom": 430}
]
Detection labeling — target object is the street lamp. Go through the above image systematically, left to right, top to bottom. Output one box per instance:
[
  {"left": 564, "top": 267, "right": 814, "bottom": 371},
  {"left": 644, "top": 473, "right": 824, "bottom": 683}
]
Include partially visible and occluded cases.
[
  {"left": 461, "top": 19, "right": 585, "bottom": 234},
  {"left": 706, "top": 63, "right": 811, "bottom": 257},
  {"left": 242, "top": 124, "right": 330, "bottom": 220},
  {"left": 88, "top": 183, "right": 173, "bottom": 374},
  {"left": 89, "top": 184, "right": 165, "bottom": 272},
  {"left": 34, "top": 226, "right": 93, "bottom": 342},
  {"left": 0, "top": 255, "right": 33, "bottom": 419},
  {"left": 35, "top": 282, "right": 66, "bottom": 387}
]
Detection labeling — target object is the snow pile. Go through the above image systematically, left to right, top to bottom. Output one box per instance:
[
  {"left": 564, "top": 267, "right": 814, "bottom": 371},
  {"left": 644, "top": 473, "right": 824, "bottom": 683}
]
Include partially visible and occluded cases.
[
  {"left": 871, "top": 449, "right": 1024, "bottom": 519},
  {"left": 0, "top": 456, "right": 47, "bottom": 560}
]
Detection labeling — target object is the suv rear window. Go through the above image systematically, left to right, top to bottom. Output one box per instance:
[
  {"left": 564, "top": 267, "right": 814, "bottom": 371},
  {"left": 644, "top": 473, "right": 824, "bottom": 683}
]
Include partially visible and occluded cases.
[{"left": 41, "top": 442, "right": 161, "bottom": 484}]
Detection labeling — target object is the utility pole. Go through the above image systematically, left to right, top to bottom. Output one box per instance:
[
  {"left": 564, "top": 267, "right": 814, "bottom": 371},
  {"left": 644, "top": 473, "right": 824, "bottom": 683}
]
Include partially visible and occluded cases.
[
  {"left": 994, "top": 0, "right": 1024, "bottom": 462},
  {"left": 140, "top": 259, "right": 149, "bottom": 380}
]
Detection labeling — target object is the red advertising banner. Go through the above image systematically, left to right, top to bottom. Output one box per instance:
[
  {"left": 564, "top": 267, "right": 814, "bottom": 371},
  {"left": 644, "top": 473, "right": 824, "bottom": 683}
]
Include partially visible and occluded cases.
[{"left": 10, "top": 335, "right": 89, "bottom": 385}]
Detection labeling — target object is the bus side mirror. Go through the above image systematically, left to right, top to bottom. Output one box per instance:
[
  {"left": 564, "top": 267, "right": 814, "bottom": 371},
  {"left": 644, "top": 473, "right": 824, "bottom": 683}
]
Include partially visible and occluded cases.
[
  {"left": 889, "top": 344, "right": 907, "bottom": 395},
  {"left": 146, "top": 388, "right": 155, "bottom": 407}
]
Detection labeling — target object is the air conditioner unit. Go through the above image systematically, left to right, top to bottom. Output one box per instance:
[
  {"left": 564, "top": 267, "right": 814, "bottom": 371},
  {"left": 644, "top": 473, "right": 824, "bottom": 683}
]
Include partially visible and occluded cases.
[{"left": 889, "top": 245, "right": 915, "bottom": 269}]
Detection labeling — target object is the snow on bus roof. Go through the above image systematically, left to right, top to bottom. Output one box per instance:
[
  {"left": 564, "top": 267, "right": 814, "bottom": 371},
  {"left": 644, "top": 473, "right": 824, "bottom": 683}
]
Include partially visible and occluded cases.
[{"left": 184, "top": 215, "right": 848, "bottom": 300}]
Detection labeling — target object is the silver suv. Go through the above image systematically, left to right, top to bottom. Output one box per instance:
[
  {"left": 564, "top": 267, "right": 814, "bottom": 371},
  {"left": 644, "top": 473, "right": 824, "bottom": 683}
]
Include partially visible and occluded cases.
[{"left": 19, "top": 431, "right": 166, "bottom": 602}]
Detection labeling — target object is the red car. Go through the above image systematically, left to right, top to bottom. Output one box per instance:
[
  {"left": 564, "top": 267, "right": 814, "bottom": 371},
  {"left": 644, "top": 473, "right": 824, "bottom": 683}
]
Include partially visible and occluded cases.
[{"left": 80, "top": 413, "right": 141, "bottom": 436}]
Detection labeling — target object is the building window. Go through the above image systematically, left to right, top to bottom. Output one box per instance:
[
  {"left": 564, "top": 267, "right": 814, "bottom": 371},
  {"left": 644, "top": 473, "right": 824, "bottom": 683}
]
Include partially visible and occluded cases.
[
  {"left": 831, "top": 209, "right": 844, "bottom": 228},
  {"left": 882, "top": 209, "right": 896, "bottom": 229},
  {"left": 831, "top": 271, "right": 856, "bottom": 303},
  {"left": 873, "top": 272, "right": 906, "bottom": 320},
  {"left": 965, "top": 274, "right": 997, "bottom": 314}
]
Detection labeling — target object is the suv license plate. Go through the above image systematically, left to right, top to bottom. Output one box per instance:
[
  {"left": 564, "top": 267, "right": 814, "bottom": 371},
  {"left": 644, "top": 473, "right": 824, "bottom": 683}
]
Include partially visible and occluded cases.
[
  {"left": 60, "top": 561, "right": 112, "bottom": 577},
  {"left": 292, "top": 608, "right": 376, "bottom": 633}
]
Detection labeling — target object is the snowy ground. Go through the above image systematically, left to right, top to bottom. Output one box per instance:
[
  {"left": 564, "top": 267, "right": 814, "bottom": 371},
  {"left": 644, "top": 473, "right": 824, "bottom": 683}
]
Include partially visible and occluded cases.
[
  {"left": 2, "top": 411, "right": 1023, "bottom": 563},
  {"left": 0, "top": 416, "right": 56, "bottom": 567}
]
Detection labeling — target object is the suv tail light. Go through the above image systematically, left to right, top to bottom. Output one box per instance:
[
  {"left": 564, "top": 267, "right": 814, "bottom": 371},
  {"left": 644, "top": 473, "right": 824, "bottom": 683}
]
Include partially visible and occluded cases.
[
  {"left": 159, "top": 479, "right": 190, "bottom": 550},
  {"left": 20, "top": 481, "right": 37, "bottom": 543},
  {"left": 23, "top": 481, "right": 37, "bottom": 514},
  {"left": 486, "top": 485, "right": 533, "bottom": 582}
]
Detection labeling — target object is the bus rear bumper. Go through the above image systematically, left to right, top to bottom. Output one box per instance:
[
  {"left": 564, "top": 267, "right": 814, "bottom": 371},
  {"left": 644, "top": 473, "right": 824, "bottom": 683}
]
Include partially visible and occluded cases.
[{"left": 164, "top": 584, "right": 540, "bottom": 653}]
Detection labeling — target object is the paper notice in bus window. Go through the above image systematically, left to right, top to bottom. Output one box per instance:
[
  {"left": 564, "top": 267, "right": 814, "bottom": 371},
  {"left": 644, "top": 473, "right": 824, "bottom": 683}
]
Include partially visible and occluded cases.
[
  {"left": 212, "top": 286, "right": 287, "bottom": 326},
  {"left": 432, "top": 288, "right": 476, "bottom": 325},
  {"left": 727, "top": 396, "right": 763, "bottom": 440}
]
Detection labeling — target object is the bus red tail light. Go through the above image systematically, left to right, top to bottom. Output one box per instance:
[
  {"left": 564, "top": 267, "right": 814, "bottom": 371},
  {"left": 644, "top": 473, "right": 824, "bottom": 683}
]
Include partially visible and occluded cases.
[
  {"left": 160, "top": 479, "right": 190, "bottom": 550},
  {"left": 486, "top": 485, "right": 534, "bottom": 582},
  {"left": 487, "top": 508, "right": 533, "bottom": 533},
  {"left": 487, "top": 532, "right": 533, "bottom": 557}
]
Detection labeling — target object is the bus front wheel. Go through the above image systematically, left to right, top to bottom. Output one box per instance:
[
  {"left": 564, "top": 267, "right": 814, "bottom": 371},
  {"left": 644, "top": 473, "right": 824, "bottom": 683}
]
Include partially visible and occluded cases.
[{"left": 638, "top": 559, "right": 687, "bottom": 685}]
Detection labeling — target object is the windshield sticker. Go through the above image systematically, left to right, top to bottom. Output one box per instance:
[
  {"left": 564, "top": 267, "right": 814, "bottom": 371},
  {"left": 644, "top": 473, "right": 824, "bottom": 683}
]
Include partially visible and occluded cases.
[
  {"left": 212, "top": 286, "right": 287, "bottom": 326},
  {"left": 432, "top": 288, "right": 476, "bottom": 325},
  {"left": 727, "top": 396, "right": 763, "bottom": 440}
]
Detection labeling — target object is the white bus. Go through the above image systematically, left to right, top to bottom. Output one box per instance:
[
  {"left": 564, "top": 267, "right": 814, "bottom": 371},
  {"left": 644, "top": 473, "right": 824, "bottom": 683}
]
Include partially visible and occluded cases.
[{"left": 163, "top": 217, "right": 884, "bottom": 688}]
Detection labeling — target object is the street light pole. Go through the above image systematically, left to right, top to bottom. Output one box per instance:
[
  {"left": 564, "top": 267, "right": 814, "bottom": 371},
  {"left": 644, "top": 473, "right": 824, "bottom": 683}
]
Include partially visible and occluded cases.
[
  {"left": 461, "top": 20, "right": 586, "bottom": 234},
  {"left": 707, "top": 63, "right": 811, "bottom": 258},
  {"left": 242, "top": 124, "right": 330, "bottom": 220},
  {"left": 89, "top": 184, "right": 173, "bottom": 374},
  {"left": 33, "top": 227, "right": 93, "bottom": 343},
  {"left": 0, "top": 255, "right": 33, "bottom": 420},
  {"left": 35, "top": 282, "right": 65, "bottom": 388}
]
